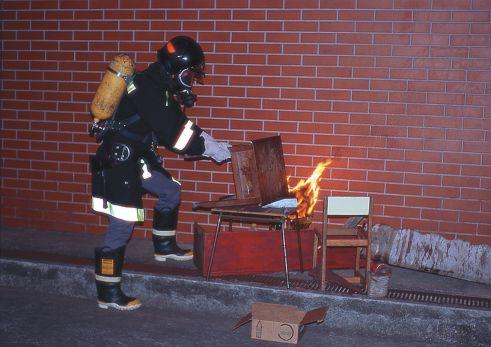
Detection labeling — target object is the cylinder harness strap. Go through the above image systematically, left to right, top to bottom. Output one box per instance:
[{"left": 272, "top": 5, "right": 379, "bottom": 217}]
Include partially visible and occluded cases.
[
  {"left": 107, "top": 66, "right": 131, "bottom": 80},
  {"left": 90, "top": 113, "right": 153, "bottom": 144}
]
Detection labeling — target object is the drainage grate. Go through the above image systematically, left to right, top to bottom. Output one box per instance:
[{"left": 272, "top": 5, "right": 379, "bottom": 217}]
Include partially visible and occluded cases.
[
  {"left": 222, "top": 274, "right": 491, "bottom": 309},
  {"left": 222, "top": 274, "right": 356, "bottom": 294},
  {"left": 387, "top": 289, "right": 491, "bottom": 309}
]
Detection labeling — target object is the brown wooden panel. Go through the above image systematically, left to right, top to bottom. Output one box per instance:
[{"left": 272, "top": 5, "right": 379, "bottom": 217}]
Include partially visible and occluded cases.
[
  {"left": 252, "top": 135, "right": 290, "bottom": 205},
  {"left": 197, "top": 136, "right": 290, "bottom": 210},
  {"left": 230, "top": 143, "right": 260, "bottom": 200},
  {"left": 193, "top": 197, "right": 260, "bottom": 210},
  {"left": 193, "top": 223, "right": 363, "bottom": 277},
  {"left": 193, "top": 223, "right": 314, "bottom": 276}
]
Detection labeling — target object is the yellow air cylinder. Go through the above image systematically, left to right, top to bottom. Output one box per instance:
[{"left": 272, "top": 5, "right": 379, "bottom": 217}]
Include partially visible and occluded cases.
[{"left": 90, "top": 54, "right": 135, "bottom": 121}]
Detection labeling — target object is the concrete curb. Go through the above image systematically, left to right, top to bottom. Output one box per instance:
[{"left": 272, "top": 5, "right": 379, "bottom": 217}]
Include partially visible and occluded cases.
[{"left": 1, "top": 258, "right": 490, "bottom": 345}]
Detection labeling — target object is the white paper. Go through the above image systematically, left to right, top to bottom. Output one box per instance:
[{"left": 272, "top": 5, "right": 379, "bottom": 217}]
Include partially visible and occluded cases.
[{"left": 262, "top": 198, "right": 298, "bottom": 209}]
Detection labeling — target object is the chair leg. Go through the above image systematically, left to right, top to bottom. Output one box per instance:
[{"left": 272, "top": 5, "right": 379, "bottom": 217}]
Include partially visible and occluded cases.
[
  {"left": 206, "top": 213, "right": 223, "bottom": 280},
  {"left": 320, "top": 230, "right": 327, "bottom": 291},
  {"left": 365, "top": 245, "right": 371, "bottom": 292},
  {"left": 355, "top": 247, "right": 361, "bottom": 277}
]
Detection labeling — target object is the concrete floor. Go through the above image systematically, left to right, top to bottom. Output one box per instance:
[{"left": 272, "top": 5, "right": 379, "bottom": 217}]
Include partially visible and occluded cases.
[
  {"left": 1, "top": 226, "right": 490, "bottom": 346},
  {"left": 1, "top": 226, "right": 490, "bottom": 299}
]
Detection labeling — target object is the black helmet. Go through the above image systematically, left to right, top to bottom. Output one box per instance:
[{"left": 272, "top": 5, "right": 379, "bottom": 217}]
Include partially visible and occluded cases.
[{"left": 157, "top": 36, "right": 205, "bottom": 107}]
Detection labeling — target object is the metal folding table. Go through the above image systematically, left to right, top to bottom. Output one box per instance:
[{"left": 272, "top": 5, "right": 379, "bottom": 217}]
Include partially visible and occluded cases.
[{"left": 206, "top": 205, "right": 296, "bottom": 289}]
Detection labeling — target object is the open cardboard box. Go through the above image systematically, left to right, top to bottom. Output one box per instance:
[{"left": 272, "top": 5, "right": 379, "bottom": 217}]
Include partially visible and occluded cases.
[{"left": 233, "top": 302, "right": 328, "bottom": 344}]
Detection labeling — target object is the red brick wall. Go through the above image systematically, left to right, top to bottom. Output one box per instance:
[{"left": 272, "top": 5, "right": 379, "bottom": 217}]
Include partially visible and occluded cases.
[{"left": 1, "top": 1, "right": 490, "bottom": 245}]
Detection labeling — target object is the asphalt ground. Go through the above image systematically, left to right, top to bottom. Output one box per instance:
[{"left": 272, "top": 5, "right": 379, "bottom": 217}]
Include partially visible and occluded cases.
[{"left": 0, "top": 286, "right": 446, "bottom": 347}]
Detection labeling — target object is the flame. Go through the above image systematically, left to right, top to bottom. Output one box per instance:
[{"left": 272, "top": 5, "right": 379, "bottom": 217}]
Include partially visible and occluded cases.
[{"left": 287, "top": 159, "right": 332, "bottom": 219}]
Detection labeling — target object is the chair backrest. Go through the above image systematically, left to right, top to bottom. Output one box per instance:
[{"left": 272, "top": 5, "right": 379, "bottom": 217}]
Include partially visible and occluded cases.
[
  {"left": 323, "top": 196, "right": 372, "bottom": 236},
  {"left": 325, "top": 196, "right": 371, "bottom": 216}
]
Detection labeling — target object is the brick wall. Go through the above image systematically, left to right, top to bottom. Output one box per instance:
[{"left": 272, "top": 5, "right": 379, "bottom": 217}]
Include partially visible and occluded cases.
[{"left": 1, "top": 1, "right": 490, "bottom": 245}]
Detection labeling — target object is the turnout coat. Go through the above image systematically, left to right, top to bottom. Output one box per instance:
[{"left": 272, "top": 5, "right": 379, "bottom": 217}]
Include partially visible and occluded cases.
[{"left": 91, "top": 63, "right": 205, "bottom": 222}]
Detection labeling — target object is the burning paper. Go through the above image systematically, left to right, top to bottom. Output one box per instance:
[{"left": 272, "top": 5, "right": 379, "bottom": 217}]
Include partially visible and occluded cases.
[{"left": 288, "top": 159, "right": 332, "bottom": 218}]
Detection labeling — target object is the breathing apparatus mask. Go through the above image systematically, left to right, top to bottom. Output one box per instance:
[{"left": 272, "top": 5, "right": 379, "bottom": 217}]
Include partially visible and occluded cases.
[
  {"left": 157, "top": 36, "right": 205, "bottom": 108},
  {"left": 173, "top": 66, "right": 205, "bottom": 107}
]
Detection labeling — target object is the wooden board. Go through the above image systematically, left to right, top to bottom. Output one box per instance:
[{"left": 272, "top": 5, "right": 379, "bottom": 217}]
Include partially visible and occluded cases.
[
  {"left": 195, "top": 136, "right": 291, "bottom": 211},
  {"left": 230, "top": 136, "right": 291, "bottom": 205},
  {"left": 252, "top": 136, "right": 290, "bottom": 205},
  {"left": 230, "top": 143, "right": 260, "bottom": 200},
  {"left": 192, "top": 223, "right": 362, "bottom": 277},
  {"left": 193, "top": 223, "right": 314, "bottom": 277}
]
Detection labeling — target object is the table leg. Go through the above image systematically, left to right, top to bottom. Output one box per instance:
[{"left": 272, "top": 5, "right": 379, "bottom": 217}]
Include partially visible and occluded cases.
[
  {"left": 206, "top": 212, "right": 223, "bottom": 280},
  {"left": 280, "top": 218, "right": 290, "bottom": 289},
  {"left": 321, "top": 223, "right": 327, "bottom": 291}
]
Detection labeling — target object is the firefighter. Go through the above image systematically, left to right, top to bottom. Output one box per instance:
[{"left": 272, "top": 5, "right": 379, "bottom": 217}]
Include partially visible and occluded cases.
[{"left": 90, "top": 36, "right": 231, "bottom": 310}]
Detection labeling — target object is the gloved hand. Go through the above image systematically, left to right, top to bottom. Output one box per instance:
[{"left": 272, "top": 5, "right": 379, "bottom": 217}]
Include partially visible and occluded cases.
[{"left": 200, "top": 131, "right": 231, "bottom": 163}]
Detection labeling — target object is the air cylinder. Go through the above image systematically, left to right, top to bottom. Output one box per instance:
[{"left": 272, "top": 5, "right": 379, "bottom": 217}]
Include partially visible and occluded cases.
[{"left": 90, "top": 54, "right": 135, "bottom": 121}]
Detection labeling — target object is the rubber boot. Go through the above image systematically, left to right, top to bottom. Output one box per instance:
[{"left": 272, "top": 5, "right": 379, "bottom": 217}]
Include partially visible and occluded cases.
[
  {"left": 152, "top": 207, "right": 193, "bottom": 261},
  {"left": 94, "top": 246, "right": 142, "bottom": 310}
]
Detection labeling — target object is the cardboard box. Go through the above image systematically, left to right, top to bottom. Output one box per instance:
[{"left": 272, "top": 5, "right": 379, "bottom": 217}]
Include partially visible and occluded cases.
[{"left": 233, "top": 302, "right": 328, "bottom": 344}]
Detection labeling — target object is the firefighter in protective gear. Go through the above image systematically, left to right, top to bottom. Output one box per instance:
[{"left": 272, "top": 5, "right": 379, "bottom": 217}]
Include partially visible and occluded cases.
[{"left": 90, "top": 36, "right": 231, "bottom": 310}]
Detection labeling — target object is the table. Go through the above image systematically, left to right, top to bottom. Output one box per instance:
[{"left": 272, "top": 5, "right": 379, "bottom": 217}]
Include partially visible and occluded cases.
[{"left": 207, "top": 205, "right": 297, "bottom": 289}]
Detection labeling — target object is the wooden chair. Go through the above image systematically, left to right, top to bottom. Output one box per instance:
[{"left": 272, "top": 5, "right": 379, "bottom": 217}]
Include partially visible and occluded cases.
[{"left": 313, "top": 196, "right": 373, "bottom": 292}]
